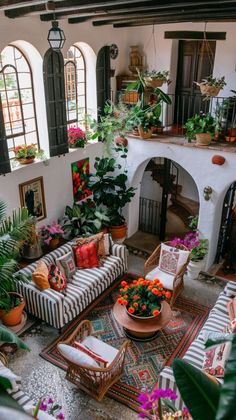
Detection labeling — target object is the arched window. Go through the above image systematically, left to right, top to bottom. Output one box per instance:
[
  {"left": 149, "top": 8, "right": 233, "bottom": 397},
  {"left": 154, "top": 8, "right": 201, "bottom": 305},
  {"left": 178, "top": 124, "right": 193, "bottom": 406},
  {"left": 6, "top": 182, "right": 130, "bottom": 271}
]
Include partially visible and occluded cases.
[
  {"left": 0, "top": 45, "right": 39, "bottom": 159},
  {"left": 64, "top": 45, "right": 86, "bottom": 127}
]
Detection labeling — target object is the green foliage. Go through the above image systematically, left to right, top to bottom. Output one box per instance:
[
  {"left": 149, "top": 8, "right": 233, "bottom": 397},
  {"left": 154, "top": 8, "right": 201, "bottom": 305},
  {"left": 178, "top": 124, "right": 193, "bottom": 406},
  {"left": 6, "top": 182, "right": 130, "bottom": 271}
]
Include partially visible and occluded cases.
[
  {"left": 142, "top": 69, "right": 170, "bottom": 82},
  {"left": 201, "top": 75, "right": 226, "bottom": 89},
  {"left": 184, "top": 113, "right": 216, "bottom": 142},
  {"left": 89, "top": 153, "right": 136, "bottom": 226},
  {"left": 62, "top": 199, "right": 110, "bottom": 238},
  {"left": 0, "top": 201, "right": 32, "bottom": 311},
  {"left": 0, "top": 324, "right": 29, "bottom": 351},
  {"left": 173, "top": 333, "right": 236, "bottom": 420}
]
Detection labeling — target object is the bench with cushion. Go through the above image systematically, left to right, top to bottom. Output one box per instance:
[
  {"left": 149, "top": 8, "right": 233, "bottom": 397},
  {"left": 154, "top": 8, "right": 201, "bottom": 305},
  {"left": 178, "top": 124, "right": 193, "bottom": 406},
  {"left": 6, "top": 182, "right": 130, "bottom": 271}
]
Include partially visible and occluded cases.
[
  {"left": 16, "top": 241, "right": 128, "bottom": 329},
  {"left": 158, "top": 280, "right": 235, "bottom": 410}
]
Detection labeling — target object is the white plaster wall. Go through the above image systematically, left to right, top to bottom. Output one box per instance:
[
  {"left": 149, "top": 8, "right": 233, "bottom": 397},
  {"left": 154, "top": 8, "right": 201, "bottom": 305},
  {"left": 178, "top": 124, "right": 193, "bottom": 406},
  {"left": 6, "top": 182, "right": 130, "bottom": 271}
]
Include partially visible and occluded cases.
[
  {"left": 125, "top": 136, "right": 236, "bottom": 269},
  {"left": 0, "top": 143, "right": 102, "bottom": 226},
  {"left": 175, "top": 164, "right": 199, "bottom": 202},
  {"left": 140, "top": 171, "right": 163, "bottom": 202}
]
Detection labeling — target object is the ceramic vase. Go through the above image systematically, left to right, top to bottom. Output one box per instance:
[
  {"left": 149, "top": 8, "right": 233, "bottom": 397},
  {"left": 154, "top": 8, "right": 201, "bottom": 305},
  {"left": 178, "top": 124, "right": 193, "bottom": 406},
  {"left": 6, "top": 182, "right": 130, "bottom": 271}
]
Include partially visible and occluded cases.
[{"left": 187, "top": 259, "right": 206, "bottom": 280}]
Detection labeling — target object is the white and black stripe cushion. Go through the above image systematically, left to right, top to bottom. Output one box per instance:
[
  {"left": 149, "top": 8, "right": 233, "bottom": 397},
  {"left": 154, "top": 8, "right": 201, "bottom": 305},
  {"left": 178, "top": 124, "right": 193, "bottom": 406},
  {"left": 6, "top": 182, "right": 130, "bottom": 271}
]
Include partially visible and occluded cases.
[{"left": 225, "top": 281, "right": 236, "bottom": 298}]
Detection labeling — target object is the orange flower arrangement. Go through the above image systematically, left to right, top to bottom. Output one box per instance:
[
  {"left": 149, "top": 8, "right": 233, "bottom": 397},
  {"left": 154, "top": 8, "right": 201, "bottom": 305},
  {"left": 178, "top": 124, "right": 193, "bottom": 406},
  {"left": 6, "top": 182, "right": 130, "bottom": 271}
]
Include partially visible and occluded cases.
[{"left": 117, "top": 278, "right": 171, "bottom": 317}]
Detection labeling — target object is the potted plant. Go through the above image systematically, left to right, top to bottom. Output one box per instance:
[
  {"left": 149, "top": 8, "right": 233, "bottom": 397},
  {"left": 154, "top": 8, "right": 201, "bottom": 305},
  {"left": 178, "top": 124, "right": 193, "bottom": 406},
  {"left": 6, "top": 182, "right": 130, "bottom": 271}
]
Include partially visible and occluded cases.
[
  {"left": 142, "top": 69, "right": 170, "bottom": 88},
  {"left": 195, "top": 75, "right": 226, "bottom": 97},
  {"left": 184, "top": 113, "right": 216, "bottom": 146},
  {"left": 68, "top": 127, "right": 87, "bottom": 149},
  {"left": 13, "top": 144, "right": 44, "bottom": 165},
  {"left": 88, "top": 151, "right": 136, "bottom": 242},
  {"left": 62, "top": 199, "right": 110, "bottom": 239},
  {"left": 0, "top": 203, "right": 33, "bottom": 327},
  {"left": 38, "top": 221, "right": 64, "bottom": 250},
  {"left": 117, "top": 278, "right": 171, "bottom": 319}
]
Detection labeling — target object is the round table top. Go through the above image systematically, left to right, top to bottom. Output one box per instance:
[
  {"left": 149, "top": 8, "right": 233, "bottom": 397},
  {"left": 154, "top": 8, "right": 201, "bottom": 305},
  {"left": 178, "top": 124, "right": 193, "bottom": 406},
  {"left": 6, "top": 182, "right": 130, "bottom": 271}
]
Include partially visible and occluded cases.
[{"left": 113, "top": 301, "right": 172, "bottom": 333}]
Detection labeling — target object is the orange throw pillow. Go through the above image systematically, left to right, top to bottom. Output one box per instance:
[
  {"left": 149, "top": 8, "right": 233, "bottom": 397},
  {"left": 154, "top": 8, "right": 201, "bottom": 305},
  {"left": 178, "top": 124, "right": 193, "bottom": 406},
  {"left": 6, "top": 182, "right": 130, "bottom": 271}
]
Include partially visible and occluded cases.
[
  {"left": 76, "top": 232, "right": 106, "bottom": 259},
  {"left": 73, "top": 241, "right": 100, "bottom": 269},
  {"left": 32, "top": 260, "right": 50, "bottom": 290}
]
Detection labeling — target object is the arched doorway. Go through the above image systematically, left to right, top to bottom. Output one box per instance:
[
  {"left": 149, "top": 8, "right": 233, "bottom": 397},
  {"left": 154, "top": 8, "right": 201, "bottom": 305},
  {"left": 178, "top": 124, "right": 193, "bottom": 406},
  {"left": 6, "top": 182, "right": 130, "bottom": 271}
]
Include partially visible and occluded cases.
[{"left": 126, "top": 156, "right": 199, "bottom": 255}]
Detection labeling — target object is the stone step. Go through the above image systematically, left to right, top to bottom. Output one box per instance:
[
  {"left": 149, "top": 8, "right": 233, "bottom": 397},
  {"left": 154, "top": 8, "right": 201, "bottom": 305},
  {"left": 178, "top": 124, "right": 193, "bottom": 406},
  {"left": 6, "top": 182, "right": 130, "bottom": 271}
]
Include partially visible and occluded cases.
[{"left": 171, "top": 194, "right": 199, "bottom": 216}]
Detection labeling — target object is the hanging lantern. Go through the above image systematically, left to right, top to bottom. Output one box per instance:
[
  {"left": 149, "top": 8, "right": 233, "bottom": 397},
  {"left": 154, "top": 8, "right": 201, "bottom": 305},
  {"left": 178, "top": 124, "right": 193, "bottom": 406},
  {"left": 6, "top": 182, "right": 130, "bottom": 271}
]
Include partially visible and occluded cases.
[{"left": 47, "top": 21, "right": 65, "bottom": 51}]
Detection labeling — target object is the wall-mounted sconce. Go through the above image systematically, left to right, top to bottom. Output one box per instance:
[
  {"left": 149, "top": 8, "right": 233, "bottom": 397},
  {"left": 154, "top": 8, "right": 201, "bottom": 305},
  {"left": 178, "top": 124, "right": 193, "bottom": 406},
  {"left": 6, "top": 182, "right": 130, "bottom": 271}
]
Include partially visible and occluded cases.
[{"left": 203, "top": 186, "right": 213, "bottom": 201}]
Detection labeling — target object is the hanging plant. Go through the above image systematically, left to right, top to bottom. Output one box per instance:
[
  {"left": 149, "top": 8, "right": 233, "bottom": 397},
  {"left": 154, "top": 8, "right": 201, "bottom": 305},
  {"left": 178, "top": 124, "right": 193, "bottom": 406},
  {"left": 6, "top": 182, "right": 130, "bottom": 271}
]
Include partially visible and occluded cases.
[
  {"left": 142, "top": 70, "right": 170, "bottom": 88},
  {"left": 195, "top": 75, "right": 226, "bottom": 98}
]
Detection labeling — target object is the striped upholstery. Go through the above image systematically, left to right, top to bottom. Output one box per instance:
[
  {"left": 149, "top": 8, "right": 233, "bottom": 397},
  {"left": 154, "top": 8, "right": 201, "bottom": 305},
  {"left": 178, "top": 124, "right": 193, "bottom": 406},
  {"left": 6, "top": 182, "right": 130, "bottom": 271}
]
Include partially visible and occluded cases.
[
  {"left": 16, "top": 242, "right": 128, "bottom": 329},
  {"left": 225, "top": 280, "right": 236, "bottom": 298},
  {"left": 159, "top": 286, "right": 231, "bottom": 410},
  {"left": 7, "top": 379, "right": 33, "bottom": 410}
]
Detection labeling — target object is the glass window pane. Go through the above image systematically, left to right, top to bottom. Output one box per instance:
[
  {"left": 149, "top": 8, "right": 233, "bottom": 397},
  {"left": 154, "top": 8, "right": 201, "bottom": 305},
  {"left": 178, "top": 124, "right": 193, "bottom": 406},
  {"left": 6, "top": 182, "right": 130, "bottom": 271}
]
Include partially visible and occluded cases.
[
  {"left": 18, "top": 73, "right": 31, "bottom": 89},
  {"left": 21, "top": 88, "right": 33, "bottom": 104},
  {"left": 23, "top": 103, "right": 34, "bottom": 119},
  {"left": 25, "top": 118, "right": 35, "bottom": 133}
]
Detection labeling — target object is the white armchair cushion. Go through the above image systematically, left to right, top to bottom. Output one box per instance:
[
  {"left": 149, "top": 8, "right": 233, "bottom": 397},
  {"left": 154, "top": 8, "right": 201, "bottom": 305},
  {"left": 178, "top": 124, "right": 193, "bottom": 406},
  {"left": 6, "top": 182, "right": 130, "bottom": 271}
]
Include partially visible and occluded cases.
[
  {"left": 159, "top": 243, "right": 189, "bottom": 275},
  {"left": 145, "top": 266, "right": 175, "bottom": 290},
  {"left": 82, "top": 336, "right": 119, "bottom": 364},
  {"left": 57, "top": 343, "right": 98, "bottom": 367},
  {"left": 0, "top": 361, "right": 21, "bottom": 391}
]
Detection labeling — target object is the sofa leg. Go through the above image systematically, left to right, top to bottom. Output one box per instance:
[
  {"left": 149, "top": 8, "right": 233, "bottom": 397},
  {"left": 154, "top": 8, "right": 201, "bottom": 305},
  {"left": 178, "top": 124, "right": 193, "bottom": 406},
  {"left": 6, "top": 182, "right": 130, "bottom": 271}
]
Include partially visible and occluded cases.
[{"left": 58, "top": 328, "right": 63, "bottom": 335}]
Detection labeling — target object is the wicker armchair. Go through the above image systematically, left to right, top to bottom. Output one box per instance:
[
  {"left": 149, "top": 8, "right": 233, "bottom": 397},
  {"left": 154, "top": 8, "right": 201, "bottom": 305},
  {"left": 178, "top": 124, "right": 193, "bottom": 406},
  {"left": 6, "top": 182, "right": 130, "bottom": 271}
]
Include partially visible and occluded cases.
[
  {"left": 144, "top": 242, "right": 190, "bottom": 307},
  {"left": 57, "top": 320, "right": 130, "bottom": 401}
]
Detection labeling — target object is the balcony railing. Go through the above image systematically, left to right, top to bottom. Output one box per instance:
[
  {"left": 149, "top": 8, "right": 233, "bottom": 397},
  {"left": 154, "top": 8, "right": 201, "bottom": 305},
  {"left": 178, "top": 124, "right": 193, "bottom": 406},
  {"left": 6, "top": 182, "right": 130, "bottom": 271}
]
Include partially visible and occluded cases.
[{"left": 114, "top": 90, "right": 236, "bottom": 137}]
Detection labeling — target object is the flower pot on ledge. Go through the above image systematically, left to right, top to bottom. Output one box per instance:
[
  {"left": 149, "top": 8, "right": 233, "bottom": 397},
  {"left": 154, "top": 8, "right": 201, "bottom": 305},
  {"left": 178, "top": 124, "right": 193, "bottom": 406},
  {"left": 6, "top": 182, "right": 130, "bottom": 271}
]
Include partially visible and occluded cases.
[
  {"left": 138, "top": 126, "right": 153, "bottom": 139},
  {"left": 16, "top": 156, "right": 35, "bottom": 165},
  {"left": 49, "top": 238, "right": 60, "bottom": 250}
]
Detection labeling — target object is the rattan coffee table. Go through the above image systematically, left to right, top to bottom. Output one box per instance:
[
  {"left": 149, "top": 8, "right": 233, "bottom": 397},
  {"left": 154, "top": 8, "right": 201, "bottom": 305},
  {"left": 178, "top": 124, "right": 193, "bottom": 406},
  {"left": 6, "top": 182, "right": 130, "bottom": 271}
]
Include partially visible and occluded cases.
[{"left": 113, "top": 301, "right": 172, "bottom": 341}]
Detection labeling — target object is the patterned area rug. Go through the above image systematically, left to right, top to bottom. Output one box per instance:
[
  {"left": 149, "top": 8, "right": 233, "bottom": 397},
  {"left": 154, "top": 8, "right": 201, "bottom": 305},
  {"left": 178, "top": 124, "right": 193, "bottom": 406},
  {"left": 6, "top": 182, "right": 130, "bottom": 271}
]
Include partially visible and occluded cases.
[{"left": 40, "top": 273, "right": 211, "bottom": 412}]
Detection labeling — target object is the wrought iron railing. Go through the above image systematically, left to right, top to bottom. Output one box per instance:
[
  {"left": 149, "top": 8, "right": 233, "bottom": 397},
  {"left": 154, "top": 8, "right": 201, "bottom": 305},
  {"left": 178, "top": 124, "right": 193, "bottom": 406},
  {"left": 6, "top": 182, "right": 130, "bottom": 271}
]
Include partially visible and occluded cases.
[
  {"left": 114, "top": 90, "right": 236, "bottom": 137},
  {"left": 139, "top": 197, "right": 161, "bottom": 235}
]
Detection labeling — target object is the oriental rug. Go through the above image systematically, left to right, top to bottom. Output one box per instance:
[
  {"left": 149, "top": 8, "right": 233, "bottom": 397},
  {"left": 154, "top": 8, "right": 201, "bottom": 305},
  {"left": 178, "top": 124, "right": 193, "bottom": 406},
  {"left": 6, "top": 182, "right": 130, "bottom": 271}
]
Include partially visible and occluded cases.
[{"left": 40, "top": 273, "right": 211, "bottom": 412}]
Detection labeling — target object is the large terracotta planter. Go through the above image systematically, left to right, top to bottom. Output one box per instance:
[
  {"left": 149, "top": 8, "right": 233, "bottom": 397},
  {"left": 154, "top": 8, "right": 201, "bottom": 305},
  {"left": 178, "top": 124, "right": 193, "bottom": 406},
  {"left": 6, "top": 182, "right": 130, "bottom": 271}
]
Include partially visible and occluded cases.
[
  {"left": 138, "top": 126, "right": 153, "bottom": 139},
  {"left": 195, "top": 133, "right": 211, "bottom": 146},
  {"left": 110, "top": 224, "right": 127, "bottom": 243},
  {"left": 0, "top": 293, "right": 25, "bottom": 327}
]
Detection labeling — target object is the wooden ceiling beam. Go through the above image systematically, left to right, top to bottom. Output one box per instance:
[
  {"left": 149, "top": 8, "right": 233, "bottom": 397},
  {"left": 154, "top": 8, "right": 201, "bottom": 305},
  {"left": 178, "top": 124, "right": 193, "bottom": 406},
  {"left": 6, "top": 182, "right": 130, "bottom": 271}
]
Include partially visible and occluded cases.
[{"left": 4, "top": 0, "right": 153, "bottom": 17}]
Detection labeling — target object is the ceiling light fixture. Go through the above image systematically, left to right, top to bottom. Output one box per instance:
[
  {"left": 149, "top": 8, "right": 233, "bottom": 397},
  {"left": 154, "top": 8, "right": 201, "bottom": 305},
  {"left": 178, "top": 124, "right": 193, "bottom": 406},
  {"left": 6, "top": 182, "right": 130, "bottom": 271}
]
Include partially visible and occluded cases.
[{"left": 47, "top": 2, "right": 65, "bottom": 51}]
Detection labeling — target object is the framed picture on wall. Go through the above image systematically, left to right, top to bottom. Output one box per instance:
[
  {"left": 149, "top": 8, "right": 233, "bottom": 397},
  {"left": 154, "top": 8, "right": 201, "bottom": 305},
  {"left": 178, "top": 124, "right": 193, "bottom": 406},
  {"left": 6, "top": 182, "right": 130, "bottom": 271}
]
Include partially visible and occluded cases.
[
  {"left": 71, "top": 158, "right": 92, "bottom": 202},
  {"left": 19, "top": 176, "right": 46, "bottom": 221}
]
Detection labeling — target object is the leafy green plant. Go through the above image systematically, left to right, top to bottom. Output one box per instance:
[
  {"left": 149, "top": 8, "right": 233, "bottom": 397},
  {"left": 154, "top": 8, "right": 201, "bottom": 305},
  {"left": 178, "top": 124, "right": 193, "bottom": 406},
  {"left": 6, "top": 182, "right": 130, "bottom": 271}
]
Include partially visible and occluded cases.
[
  {"left": 142, "top": 69, "right": 170, "bottom": 82},
  {"left": 201, "top": 75, "right": 226, "bottom": 89},
  {"left": 184, "top": 113, "right": 216, "bottom": 143},
  {"left": 13, "top": 144, "right": 45, "bottom": 161},
  {"left": 89, "top": 152, "right": 136, "bottom": 226},
  {"left": 62, "top": 199, "right": 110, "bottom": 238},
  {"left": 0, "top": 202, "right": 32, "bottom": 312},
  {"left": 173, "top": 332, "right": 236, "bottom": 420}
]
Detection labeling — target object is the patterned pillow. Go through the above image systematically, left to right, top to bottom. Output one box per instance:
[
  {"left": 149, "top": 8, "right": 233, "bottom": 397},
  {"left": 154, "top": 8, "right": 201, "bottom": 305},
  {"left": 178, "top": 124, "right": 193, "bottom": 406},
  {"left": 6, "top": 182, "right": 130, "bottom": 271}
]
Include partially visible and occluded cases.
[
  {"left": 76, "top": 232, "right": 106, "bottom": 259},
  {"left": 103, "top": 233, "right": 112, "bottom": 256},
  {"left": 73, "top": 241, "right": 100, "bottom": 269},
  {"left": 159, "top": 243, "right": 189, "bottom": 275},
  {"left": 56, "top": 252, "right": 76, "bottom": 281},
  {"left": 48, "top": 264, "right": 67, "bottom": 293},
  {"left": 226, "top": 297, "right": 236, "bottom": 331},
  {"left": 202, "top": 329, "right": 232, "bottom": 378},
  {"left": 72, "top": 341, "right": 108, "bottom": 368}
]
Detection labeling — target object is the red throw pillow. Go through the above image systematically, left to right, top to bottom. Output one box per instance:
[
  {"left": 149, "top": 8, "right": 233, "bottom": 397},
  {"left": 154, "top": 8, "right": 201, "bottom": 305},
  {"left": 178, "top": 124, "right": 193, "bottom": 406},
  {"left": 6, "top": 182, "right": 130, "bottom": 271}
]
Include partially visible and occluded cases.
[
  {"left": 73, "top": 241, "right": 100, "bottom": 269},
  {"left": 48, "top": 264, "right": 67, "bottom": 292},
  {"left": 72, "top": 341, "right": 108, "bottom": 368}
]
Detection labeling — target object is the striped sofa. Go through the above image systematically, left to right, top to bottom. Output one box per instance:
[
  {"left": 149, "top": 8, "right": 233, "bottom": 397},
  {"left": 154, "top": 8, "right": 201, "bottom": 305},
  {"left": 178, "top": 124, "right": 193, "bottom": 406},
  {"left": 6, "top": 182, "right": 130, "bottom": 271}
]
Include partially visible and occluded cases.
[
  {"left": 16, "top": 241, "right": 128, "bottom": 329},
  {"left": 159, "top": 281, "right": 235, "bottom": 410}
]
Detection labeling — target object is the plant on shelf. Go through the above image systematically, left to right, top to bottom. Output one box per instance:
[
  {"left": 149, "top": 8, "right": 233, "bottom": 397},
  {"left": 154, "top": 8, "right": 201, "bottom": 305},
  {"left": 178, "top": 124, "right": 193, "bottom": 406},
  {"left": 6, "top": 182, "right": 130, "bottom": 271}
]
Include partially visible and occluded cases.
[
  {"left": 195, "top": 75, "right": 226, "bottom": 97},
  {"left": 184, "top": 113, "right": 216, "bottom": 146},
  {"left": 68, "top": 126, "right": 87, "bottom": 149},
  {"left": 13, "top": 143, "right": 44, "bottom": 165},
  {"left": 88, "top": 149, "right": 136, "bottom": 241},
  {"left": 62, "top": 199, "right": 110, "bottom": 239},
  {"left": 0, "top": 202, "right": 33, "bottom": 327},
  {"left": 38, "top": 221, "right": 64, "bottom": 249},
  {"left": 117, "top": 278, "right": 171, "bottom": 318},
  {"left": 173, "top": 332, "right": 236, "bottom": 420},
  {"left": 137, "top": 385, "right": 190, "bottom": 419}
]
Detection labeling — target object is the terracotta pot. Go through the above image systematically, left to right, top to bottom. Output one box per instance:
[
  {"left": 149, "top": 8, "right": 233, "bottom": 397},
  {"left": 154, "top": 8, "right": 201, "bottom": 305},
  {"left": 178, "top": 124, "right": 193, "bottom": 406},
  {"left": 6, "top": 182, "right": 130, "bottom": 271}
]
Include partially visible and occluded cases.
[
  {"left": 144, "top": 78, "right": 165, "bottom": 88},
  {"left": 200, "top": 84, "right": 221, "bottom": 97},
  {"left": 138, "top": 126, "right": 153, "bottom": 139},
  {"left": 152, "top": 126, "right": 164, "bottom": 135},
  {"left": 132, "top": 128, "right": 140, "bottom": 136},
  {"left": 228, "top": 128, "right": 236, "bottom": 137},
  {"left": 195, "top": 133, "right": 211, "bottom": 146},
  {"left": 114, "top": 136, "right": 128, "bottom": 148},
  {"left": 225, "top": 136, "right": 236, "bottom": 143},
  {"left": 212, "top": 155, "right": 225, "bottom": 165},
  {"left": 16, "top": 157, "right": 35, "bottom": 165},
  {"left": 110, "top": 224, "right": 127, "bottom": 243},
  {"left": 49, "top": 238, "right": 60, "bottom": 250},
  {"left": 0, "top": 293, "right": 25, "bottom": 327},
  {"left": 126, "top": 303, "right": 162, "bottom": 320}
]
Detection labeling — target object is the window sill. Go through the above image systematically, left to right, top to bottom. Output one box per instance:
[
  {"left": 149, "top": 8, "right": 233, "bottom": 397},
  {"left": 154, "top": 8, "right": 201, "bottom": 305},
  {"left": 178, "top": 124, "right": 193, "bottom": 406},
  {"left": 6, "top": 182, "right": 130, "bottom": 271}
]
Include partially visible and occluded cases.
[
  {"left": 68, "top": 140, "right": 98, "bottom": 153},
  {"left": 10, "top": 157, "right": 49, "bottom": 173}
]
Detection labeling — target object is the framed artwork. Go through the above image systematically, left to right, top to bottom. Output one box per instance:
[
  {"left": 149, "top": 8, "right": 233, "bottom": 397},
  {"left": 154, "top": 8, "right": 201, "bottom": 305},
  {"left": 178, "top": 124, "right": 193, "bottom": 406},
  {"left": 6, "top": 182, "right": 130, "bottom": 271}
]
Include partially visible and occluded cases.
[
  {"left": 71, "top": 158, "right": 92, "bottom": 202},
  {"left": 19, "top": 176, "right": 46, "bottom": 221}
]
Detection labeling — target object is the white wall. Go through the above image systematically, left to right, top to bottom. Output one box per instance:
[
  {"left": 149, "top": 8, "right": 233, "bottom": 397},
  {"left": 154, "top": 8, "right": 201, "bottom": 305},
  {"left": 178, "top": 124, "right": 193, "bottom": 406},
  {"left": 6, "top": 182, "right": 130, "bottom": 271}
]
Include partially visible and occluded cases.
[
  {"left": 125, "top": 136, "right": 236, "bottom": 269},
  {"left": 0, "top": 143, "right": 102, "bottom": 226},
  {"left": 175, "top": 164, "right": 199, "bottom": 202}
]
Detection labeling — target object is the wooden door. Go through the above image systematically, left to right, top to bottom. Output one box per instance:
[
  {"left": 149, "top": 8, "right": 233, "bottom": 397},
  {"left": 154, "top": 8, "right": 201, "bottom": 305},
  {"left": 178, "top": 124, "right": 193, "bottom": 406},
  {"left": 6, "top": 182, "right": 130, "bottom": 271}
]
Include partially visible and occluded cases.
[{"left": 175, "top": 40, "right": 216, "bottom": 122}]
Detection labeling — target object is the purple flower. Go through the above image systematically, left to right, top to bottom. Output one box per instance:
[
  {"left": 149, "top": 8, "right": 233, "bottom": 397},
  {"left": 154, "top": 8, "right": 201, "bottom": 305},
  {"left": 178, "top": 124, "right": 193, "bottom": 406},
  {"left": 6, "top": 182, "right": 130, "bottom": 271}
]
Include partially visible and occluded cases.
[
  {"left": 137, "top": 393, "right": 149, "bottom": 404},
  {"left": 48, "top": 398, "right": 54, "bottom": 404},
  {"left": 39, "top": 400, "right": 47, "bottom": 412},
  {"left": 141, "top": 401, "right": 152, "bottom": 411},
  {"left": 183, "top": 407, "right": 189, "bottom": 415},
  {"left": 56, "top": 413, "right": 65, "bottom": 420},
  {"left": 138, "top": 413, "right": 146, "bottom": 419}
]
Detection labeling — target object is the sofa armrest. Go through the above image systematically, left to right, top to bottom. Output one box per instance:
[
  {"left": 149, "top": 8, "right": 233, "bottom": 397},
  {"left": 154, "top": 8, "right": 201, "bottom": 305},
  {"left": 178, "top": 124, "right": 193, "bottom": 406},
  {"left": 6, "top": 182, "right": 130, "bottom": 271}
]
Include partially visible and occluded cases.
[
  {"left": 111, "top": 243, "right": 128, "bottom": 272},
  {"left": 17, "top": 281, "right": 64, "bottom": 329},
  {"left": 158, "top": 366, "right": 184, "bottom": 410}
]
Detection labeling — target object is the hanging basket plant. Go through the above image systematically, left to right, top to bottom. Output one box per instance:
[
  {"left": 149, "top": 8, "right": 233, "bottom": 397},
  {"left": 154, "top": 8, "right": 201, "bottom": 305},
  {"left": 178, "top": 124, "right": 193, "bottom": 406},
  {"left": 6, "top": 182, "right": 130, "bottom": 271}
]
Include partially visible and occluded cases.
[
  {"left": 143, "top": 70, "right": 170, "bottom": 88},
  {"left": 195, "top": 76, "right": 226, "bottom": 98}
]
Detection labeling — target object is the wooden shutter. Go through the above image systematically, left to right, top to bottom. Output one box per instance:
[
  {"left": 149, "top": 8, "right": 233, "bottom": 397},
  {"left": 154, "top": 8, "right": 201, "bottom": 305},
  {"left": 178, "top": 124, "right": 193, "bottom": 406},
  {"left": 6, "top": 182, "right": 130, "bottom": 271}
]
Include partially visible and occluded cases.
[
  {"left": 96, "top": 46, "right": 111, "bottom": 117},
  {"left": 43, "top": 49, "right": 68, "bottom": 157},
  {"left": 0, "top": 96, "right": 10, "bottom": 174}
]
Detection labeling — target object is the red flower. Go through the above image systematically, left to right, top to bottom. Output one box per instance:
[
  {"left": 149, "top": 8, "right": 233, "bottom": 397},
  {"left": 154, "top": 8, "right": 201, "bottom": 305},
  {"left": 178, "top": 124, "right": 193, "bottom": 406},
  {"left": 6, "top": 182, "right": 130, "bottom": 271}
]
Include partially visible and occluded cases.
[
  {"left": 121, "top": 281, "right": 127, "bottom": 287},
  {"left": 165, "top": 291, "right": 171, "bottom": 299},
  {"left": 133, "top": 302, "right": 138, "bottom": 307},
  {"left": 141, "top": 305, "right": 146, "bottom": 311},
  {"left": 128, "top": 307, "right": 135, "bottom": 314},
  {"left": 153, "top": 309, "right": 160, "bottom": 317}
]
